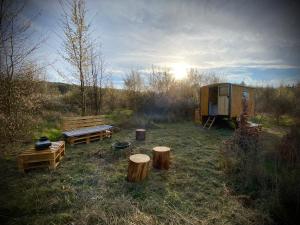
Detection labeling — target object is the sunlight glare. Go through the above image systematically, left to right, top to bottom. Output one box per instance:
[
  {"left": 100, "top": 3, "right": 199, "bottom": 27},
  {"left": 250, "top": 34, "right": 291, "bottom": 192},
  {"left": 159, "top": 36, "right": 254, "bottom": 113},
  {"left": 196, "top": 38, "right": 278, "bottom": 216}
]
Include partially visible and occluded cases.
[{"left": 171, "top": 63, "right": 189, "bottom": 80}]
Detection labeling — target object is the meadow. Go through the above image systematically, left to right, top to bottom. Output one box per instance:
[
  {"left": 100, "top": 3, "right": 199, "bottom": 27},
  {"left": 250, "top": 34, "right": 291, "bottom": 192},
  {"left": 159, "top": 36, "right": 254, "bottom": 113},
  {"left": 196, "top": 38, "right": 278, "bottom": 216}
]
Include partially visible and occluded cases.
[{"left": 0, "top": 122, "right": 276, "bottom": 225}]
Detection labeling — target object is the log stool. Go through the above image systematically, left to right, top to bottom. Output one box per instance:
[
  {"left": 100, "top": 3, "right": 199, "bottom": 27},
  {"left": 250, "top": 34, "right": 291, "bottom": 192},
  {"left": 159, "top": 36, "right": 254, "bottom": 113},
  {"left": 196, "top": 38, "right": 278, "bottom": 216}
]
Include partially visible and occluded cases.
[
  {"left": 136, "top": 129, "right": 146, "bottom": 141},
  {"left": 152, "top": 146, "right": 171, "bottom": 170},
  {"left": 127, "top": 154, "right": 150, "bottom": 182}
]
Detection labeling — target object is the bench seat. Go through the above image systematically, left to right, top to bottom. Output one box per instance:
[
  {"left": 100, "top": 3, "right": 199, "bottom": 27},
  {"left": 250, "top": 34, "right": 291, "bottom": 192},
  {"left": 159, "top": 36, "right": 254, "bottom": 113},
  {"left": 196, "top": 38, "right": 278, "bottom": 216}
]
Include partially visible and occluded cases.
[
  {"left": 62, "top": 115, "right": 113, "bottom": 145},
  {"left": 63, "top": 125, "right": 113, "bottom": 138}
]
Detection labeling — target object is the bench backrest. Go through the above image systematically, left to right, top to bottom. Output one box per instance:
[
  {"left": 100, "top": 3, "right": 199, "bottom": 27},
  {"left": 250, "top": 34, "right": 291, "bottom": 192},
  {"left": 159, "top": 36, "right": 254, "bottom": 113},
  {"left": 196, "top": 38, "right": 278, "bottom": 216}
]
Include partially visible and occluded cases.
[{"left": 62, "top": 115, "right": 109, "bottom": 131}]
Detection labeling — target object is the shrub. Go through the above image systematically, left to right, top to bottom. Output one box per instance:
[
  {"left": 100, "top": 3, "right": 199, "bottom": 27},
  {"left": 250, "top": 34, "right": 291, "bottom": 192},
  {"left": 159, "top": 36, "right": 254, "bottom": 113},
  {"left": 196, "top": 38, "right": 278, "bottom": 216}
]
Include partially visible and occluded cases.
[
  {"left": 0, "top": 77, "right": 44, "bottom": 144},
  {"left": 222, "top": 96, "right": 300, "bottom": 225},
  {"left": 222, "top": 97, "right": 263, "bottom": 191},
  {"left": 105, "top": 109, "right": 133, "bottom": 127},
  {"left": 269, "top": 123, "right": 300, "bottom": 225},
  {"left": 278, "top": 125, "right": 300, "bottom": 166},
  {"left": 34, "top": 128, "right": 62, "bottom": 142}
]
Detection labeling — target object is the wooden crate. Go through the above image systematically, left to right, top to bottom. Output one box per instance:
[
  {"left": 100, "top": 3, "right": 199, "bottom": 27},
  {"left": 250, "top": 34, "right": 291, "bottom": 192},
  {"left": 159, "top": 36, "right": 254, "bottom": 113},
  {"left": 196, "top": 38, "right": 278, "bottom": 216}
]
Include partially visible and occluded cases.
[
  {"left": 66, "top": 130, "right": 112, "bottom": 145},
  {"left": 18, "top": 141, "right": 65, "bottom": 173}
]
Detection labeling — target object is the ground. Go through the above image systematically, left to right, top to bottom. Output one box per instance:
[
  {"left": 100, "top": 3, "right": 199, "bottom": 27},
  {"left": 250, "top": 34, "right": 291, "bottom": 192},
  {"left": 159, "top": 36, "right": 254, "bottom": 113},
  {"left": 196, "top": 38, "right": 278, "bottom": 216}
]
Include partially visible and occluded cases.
[{"left": 0, "top": 122, "right": 270, "bottom": 225}]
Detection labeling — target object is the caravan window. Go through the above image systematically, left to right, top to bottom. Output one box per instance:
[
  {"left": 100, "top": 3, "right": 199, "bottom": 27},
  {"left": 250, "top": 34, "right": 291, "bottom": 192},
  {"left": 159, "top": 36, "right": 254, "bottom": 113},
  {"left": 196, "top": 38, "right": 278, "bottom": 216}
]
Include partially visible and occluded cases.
[
  {"left": 219, "top": 86, "right": 229, "bottom": 96},
  {"left": 242, "top": 88, "right": 249, "bottom": 100}
]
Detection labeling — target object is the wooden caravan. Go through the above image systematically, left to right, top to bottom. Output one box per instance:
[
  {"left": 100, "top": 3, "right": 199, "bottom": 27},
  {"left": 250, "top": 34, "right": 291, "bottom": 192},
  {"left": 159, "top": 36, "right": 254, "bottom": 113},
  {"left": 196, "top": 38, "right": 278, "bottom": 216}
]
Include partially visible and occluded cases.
[{"left": 199, "top": 83, "right": 255, "bottom": 127}]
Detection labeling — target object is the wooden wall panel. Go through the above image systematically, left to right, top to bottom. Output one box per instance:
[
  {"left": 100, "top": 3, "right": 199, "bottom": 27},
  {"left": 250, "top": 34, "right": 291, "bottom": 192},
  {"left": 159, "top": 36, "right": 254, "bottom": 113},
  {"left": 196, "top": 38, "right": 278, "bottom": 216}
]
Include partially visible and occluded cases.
[
  {"left": 230, "top": 85, "right": 255, "bottom": 118},
  {"left": 230, "top": 85, "right": 243, "bottom": 118},
  {"left": 200, "top": 86, "right": 209, "bottom": 116},
  {"left": 248, "top": 89, "right": 255, "bottom": 116},
  {"left": 218, "top": 96, "right": 229, "bottom": 115}
]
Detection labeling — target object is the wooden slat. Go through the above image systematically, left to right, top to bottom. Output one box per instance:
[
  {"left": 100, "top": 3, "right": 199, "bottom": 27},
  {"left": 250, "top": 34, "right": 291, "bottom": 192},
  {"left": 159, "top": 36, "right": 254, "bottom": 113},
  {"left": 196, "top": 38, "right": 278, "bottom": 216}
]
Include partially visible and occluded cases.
[
  {"left": 230, "top": 85, "right": 255, "bottom": 118},
  {"left": 230, "top": 85, "right": 243, "bottom": 118},
  {"left": 200, "top": 86, "right": 209, "bottom": 116},
  {"left": 248, "top": 88, "right": 255, "bottom": 117},
  {"left": 62, "top": 115, "right": 111, "bottom": 131},
  {"left": 62, "top": 115, "right": 106, "bottom": 121},
  {"left": 62, "top": 115, "right": 113, "bottom": 145},
  {"left": 63, "top": 117, "right": 105, "bottom": 121},
  {"left": 63, "top": 120, "right": 105, "bottom": 125},
  {"left": 63, "top": 125, "right": 112, "bottom": 137},
  {"left": 67, "top": 131, "right": 112, "bottom": 145},
  {"left": 18, "top": 141, "right": 65, "bottom": 173},
  {"left": 21, "top": 143, "right": 64, "bottom": 155}
]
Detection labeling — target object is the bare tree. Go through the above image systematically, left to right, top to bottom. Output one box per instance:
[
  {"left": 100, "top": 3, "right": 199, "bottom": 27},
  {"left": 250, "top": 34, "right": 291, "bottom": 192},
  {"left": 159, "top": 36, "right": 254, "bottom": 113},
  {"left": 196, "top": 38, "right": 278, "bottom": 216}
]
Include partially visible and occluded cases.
[
  {"left": 0, "top": 0, "right": 43, "bottom": 143},
  {"left": 60, "top": 0, "right": 90, "bottom": 116},
  {"left": 89, "top": 45, "right": 109, "bottom": 114},
  {"left": 148, "top": 66, "right": 175, "bottom": 94},
  {"left": 186, "top": 68, "right": 204, "bottom": 103},
  {"left": 123, "top": 70, "right": 143, "bottom": 111},
  {"left": 105, "top": 80, "right": 118, "bottom": 112}
]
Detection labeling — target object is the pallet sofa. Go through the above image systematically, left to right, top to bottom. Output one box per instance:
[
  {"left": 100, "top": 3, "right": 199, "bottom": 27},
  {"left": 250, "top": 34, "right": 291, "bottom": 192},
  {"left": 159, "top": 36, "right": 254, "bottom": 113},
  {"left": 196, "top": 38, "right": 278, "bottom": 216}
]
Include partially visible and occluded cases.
[{"left": 62, "top": 115, "right": 113, "bottom": 145}]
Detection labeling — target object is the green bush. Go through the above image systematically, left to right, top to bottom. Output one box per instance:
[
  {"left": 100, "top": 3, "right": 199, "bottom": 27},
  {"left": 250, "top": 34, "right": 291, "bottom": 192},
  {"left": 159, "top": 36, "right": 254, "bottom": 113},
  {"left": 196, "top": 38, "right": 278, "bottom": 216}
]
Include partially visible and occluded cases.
[
  {"left": 105, "top": 109, "right": 133, "bottom": 126},
  {"left": 251, "top": 114, "right": 294, "bottom": 128},
  {"left": 34, "top": 128, "right": 62, "bottom": 141}
]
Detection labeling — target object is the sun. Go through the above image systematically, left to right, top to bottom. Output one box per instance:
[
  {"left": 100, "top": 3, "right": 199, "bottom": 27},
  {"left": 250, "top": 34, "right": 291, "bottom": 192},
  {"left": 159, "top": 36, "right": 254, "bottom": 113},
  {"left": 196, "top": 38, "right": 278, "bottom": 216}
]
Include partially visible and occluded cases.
[{"left": 171, "top": 63, "right": 189, "bottom": 80}]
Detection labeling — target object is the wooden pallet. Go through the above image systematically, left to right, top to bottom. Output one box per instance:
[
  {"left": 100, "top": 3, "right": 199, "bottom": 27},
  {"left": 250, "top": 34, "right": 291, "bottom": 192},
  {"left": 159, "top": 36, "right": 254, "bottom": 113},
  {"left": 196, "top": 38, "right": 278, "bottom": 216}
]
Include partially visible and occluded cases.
[
  {"left": 62, "top": 115, "right": 112, "bottom": 130},
  {"left": 66, "top": 130, "right": 112, "bottom": 145},
  {"left": 17, "top": 141, "right": 65, "bottom": 173}
]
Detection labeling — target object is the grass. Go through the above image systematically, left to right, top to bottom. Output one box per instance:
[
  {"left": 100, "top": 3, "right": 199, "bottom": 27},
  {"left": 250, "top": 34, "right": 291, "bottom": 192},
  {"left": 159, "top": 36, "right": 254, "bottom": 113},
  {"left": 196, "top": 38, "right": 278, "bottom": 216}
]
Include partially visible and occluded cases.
[
  {"left": 251, "top": 114, "right": 294, "bottom": 129},
  {"left": 0, "top": 122, "right": 267, "bottom": 225}
]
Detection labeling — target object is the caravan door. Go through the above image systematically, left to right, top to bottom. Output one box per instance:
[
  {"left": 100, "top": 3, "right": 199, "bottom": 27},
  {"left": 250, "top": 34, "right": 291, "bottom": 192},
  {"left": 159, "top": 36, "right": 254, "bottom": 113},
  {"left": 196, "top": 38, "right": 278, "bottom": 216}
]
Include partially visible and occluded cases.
[{"left": 218, "top": 84, "right": 229, "bottom": 115}]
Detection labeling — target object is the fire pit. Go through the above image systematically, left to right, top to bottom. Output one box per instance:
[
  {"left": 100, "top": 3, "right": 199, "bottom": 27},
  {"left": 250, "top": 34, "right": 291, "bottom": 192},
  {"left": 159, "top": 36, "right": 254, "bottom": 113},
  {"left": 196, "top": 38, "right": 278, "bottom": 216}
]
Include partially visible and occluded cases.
[{"left": 112, "top": 141, "right": 131, "bottom": 150}]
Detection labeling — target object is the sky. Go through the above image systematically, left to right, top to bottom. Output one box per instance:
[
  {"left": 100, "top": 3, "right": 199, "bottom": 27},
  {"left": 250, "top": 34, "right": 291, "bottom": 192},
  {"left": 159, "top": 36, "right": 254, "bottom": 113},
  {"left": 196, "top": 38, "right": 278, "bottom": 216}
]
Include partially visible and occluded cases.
[{"left": 24, "top": 0, "right": 300, "bottom": 87}]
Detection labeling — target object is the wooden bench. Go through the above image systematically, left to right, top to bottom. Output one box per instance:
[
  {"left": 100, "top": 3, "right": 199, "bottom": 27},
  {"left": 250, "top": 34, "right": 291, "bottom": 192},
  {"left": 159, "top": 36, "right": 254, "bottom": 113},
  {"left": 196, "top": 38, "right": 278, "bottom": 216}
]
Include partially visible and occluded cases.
[
  {"left": 62, "top": 115, "right": 113, "bottom": 145},
  {"left": 18, "top": 141, "right": 65, "bottom": 173}
]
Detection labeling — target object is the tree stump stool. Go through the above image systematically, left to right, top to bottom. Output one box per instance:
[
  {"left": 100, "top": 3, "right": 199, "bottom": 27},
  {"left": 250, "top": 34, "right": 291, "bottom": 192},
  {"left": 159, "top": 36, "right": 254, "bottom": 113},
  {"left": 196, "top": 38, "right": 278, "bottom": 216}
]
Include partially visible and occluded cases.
[
  {"left": 136, "top": 129, "right": 146, "bottom": 141},
  {"left": 152, "top": 146, "right": 171, "bottom": 170},
  {"left": 127, "top": 154, "right": 150, "bottom": 182}
]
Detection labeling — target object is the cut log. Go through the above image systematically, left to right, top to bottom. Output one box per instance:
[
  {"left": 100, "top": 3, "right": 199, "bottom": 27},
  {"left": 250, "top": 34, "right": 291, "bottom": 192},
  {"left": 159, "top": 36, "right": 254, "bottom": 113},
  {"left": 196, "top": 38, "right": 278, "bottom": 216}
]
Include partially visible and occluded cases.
[
  {"left": 136, "top": 129, "right": 146, "bottom": 141},
  {"left": 152, "top": 146, "right": 171, "bottom": 170},
  {"left": 127, "top": 154, "right": 150, "bottom": 182}
]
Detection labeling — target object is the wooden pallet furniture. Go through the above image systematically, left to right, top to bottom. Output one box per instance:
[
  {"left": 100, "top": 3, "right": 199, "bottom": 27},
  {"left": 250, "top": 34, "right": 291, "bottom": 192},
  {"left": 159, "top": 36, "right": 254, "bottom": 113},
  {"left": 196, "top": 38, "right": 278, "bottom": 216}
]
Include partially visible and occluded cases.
[
  {"left": 62, "top": 115, "right": 113, "bottom": 145},
  {"left": 18, "top": 141, "right": 65, "bottom": 173}
]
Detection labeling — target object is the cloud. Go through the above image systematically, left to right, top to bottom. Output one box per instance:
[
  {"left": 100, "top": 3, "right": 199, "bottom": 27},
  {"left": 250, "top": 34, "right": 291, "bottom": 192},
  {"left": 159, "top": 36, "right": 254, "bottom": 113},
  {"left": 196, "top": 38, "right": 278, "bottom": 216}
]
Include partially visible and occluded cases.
[{"left": 23, "top": 0, "right": 300, "bottom": 86}]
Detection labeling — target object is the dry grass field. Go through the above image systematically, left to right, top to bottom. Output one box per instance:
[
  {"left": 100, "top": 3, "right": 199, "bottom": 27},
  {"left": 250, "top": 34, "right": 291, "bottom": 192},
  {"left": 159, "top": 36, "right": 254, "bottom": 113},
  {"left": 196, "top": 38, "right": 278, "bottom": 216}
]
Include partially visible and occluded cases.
[{"left": 0, "top": 122, "right": 274, "bottom": 225}]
